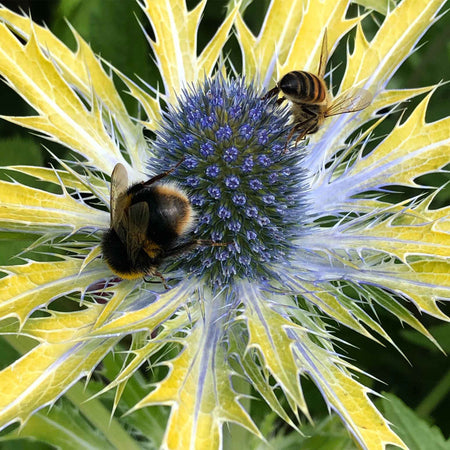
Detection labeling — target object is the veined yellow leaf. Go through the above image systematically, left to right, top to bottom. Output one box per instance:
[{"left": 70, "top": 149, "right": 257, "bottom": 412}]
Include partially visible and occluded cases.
[
  {"left": 142, "top": 0, "right": 237, "bottom": 98},
  {"left": 143, "top": 0, "right": 205, "bottom": 97},
  {"left": 236, "top": 0, "right": 362, "bottom": 83},
  {"left": 250, "top": 0, "right": 306, "bottom": 75},
  {"left": 280, "top": 0, "right": 362, "bottom": 76},
  {"left": 304, "top": 0, "right": 445, "bottom": 172},
  {"left": 342, "top": 0, "right": 445, "bottom": 91},
  {"left": 197, "top": 3, "right": 240, "bottom": 78},
  {"left": 0, "top": 8, "right": 147, "bottom": 171},
  {"left": 0, "top": 23, "right": 125, "bottom": 175},
  {"left": 112, "top": 69, "right": 162, "bottom": 131},
  {"left": 310, "top": 85, "right": 437, "bottom": 163},
  {"left": 368, "top": 86, "right": 436, "bottom": 115},
  {"left": 311, "top": 92, "right": 450, "bottom": 208},
  {"left": 347, "top": 93, "right": 450, "bottom": 187},
  {"left": 4, "top": 166, "right": 109, "bottom": 197},
  {"left": 0, "top": 180, "right": 107, "bottom": 232},
  {"left": 335, "top": 193, "right": 449, "bottom": 230},
  {"left": 412, "top": 201, "right": 450, "bottom": 233},
  {"left": 356, "top": 221, "right": 450, "bottom": 261},
  {"left": 0, "top": 260, "right": 109, "bottom": 325},
  {"left": 368, "top": 260, "right": 450, "bottom": 320},
  {"left": 90, "top": 280, "right": 193, "bottom": 336},
  {"left": 93, "top": 280, "right": 137, "bottom": 329},
  {"left": 241, "top": 282, "right": 406, "bottom": 449},
  {"left": 242, "top": 283, "right": 309, "bottom": 417},
  {"left": 134, "top": 300, "right": 260, "bottom": 449},
  {"left": 14, "top": 306, "right": 103, "bottom": 344},
  {"left": 101, "top": 312, "right": 194, "bottom": 402},
  {"left": 228, "top": 327, "right": 299, "bottom": 431},
  {"left": 0, "top": 337, "right": 119, "bottom": 430},
  {"left": 308, "top": 359, "right": 406, "bottom": 449}
]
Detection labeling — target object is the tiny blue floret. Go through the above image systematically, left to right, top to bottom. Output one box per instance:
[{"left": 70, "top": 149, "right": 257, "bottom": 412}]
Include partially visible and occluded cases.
[{"left": 149, "top": 76, "right": 309, "bottom": 285}]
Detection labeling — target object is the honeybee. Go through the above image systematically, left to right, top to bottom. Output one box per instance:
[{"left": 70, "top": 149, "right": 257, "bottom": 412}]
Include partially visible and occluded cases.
[
  {"left": 264, "top": 29, "right": 372, "bottom": 147},
  {"left": 101, "top": 160, "right": 216, "bottom": 287}
]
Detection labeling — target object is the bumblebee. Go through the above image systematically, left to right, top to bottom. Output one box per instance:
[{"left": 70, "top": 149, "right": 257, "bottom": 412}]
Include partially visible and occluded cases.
[
  {"left": 264, "top": 29, "right": 372, "bottom": 146},
  {"left": 101, "top": 160, "right": 207, "bottom": 286}
]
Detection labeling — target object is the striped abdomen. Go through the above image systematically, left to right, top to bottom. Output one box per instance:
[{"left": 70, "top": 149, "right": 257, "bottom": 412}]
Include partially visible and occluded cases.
[{"left": 278, "top": 71, "right": 327, "bottom": 104}]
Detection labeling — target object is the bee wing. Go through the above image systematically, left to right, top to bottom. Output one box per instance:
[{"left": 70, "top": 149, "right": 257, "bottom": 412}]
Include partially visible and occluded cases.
[
  {"left": 317, "top": 28, "right": 328, "bottom": 79},
  {"left": 324, "top": 88, "right": 372, "bottom": 117},
  {"left": 110, "top": 163, "right": 129, "bottom": 239},
  {"left": 126, "top": 201, "right": 149, "bottom": 264}
]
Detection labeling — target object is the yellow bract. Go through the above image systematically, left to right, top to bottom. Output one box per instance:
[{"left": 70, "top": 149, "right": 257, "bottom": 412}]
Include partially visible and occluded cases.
[
  {"left": 142, "top": 0, "right": 239, "bottom": 98},
  {"left": 236, "top": 0, "right": 362, "bottom": 82},
  {"left": 279, "top": 0, "right": 362, "bottom": 75},
  {"left": 342, "top": 0, "right": 444, "bottom": 91},
  {"left": 0, "top": 7, "right": 148, "bottom": 171},
  {"left": 349, "top": 93, "right": 450, "bottom": 187},
  {"left": 4, "top": 166, "right": 109, "bottom": 198},
  {"left": 0, "top": 180, "right": 107, "bottom": 232},
  {"left": 356, "top": 221, "right": 450, "bottom": 262},
  {"left": 0, "top": 260, "right": 109, "bottom": 325},
  {"left": 371, "top": 260, "right": 450, "bottom": 321},
  {"left": 90, "top": 280, "right": 192, "bottom": 337},
  {"left": 299, "top": 281, "right": 393, "bottom": 343},
  {"left": 241, "top": 283, "right": 406, "bottom": 449},
  {"left": 244, "top": 291, "right": 310, "bottom": 417},
  {"left": 134, "top": 302, "right": 260, "bottom": 449},
  {"left": 18, "top": 306, "right": 103, "bottom": 343},
  {"left": 0, "top": 336, "right": 119, "bottom": 430},
  {"left": 319, "top": 365, "right": 406, "bottom": 449}
]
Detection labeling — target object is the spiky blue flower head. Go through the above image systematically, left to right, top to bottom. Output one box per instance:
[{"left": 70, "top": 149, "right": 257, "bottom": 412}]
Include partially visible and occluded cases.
[{"left": 149, "top": 76, "right": 310, "bottom": 286}]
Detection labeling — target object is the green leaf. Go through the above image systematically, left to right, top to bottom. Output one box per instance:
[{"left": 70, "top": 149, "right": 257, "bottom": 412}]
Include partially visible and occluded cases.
[
  {"left": 54, "top": 0, "right": 156, "bottom": 116},
  {"left": 56, "top": 0, "right": 148, "bottom": 78},
  {"left": 353, "top": 0, "right": 397, "bottom": 15},
  {"left": 0, "top": 136, "right": 43, "bottom": 167},
  {"left": 401, "top": 323, "right": 450, "bottom": 353},
  {"left": 381, "top": 393, "right": 450, "bottom": 450},
  {"left": 0, "top": 398, "right": 114, "bottom": 450},
  {"left": 298, "top": 415, "right": 357, "bottom": 450}
]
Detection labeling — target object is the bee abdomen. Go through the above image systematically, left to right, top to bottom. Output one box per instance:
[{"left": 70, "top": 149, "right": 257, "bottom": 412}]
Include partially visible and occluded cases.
[{"left": 279, "top": 71, "right": 327, "bottom": 104}]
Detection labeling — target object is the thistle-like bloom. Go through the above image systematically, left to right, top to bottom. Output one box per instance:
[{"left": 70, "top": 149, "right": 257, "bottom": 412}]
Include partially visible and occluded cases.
[{"left": 0, "top": 1, "right": 448, "bottom": 449}]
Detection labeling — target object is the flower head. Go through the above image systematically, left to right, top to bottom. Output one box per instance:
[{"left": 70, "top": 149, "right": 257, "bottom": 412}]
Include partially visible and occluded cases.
[
  {"left": 0, "top": 1, "right": 448, "bottom": 449},
  {"left": 150, "top": 76, "right": 308, "bottom": 285}
]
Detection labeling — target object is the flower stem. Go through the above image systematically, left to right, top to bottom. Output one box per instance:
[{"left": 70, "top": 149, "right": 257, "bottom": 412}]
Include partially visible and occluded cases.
[
  {"left": 415, "top": 368, "right": 450, "bottom": 417},
  {"left": 65, "top": 384, "right": 142, "bottom": 450}
]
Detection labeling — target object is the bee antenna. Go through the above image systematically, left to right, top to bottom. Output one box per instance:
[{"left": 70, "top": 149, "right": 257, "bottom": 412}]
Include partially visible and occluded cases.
[{"left": 143, "top": 156, "right": 186, "bottom": 186}]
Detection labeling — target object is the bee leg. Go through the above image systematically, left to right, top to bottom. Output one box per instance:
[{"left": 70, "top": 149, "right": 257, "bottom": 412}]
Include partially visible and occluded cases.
[
  {"left": 261, "top": 86, "right": 280, "bottom": 101},
  {"left": 284, "top": 120, "right": 316, "bottom": 153},
  {"left": 283, "top": 126, "right": 300, "bottom": 153},
  {"left": 293, "top": 130, "right": 309, "bottom": 148},
  {"left": 143, "top": 157, "right": 186, "bottom": 186},
  {"left": 163, "top": 239, "right": 229, "bottom": 260},
  {"left": 196, "top": 239, "right": 229, "bottom": 247},
  {"left": 163, "top": 240, "right": 201, "bottom": 258},
  {"left": 153, "top": 271, "right": 169, "bottom": 290}
]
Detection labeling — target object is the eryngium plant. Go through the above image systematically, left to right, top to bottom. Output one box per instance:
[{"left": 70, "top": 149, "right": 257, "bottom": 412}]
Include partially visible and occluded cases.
[{"left": 0, "top": 0, "right": 448, "bottom": 449}]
